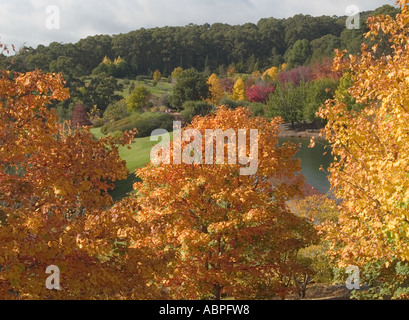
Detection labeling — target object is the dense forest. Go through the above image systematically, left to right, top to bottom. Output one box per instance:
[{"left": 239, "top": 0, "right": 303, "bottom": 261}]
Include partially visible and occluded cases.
[{"left": 0, "top": 4, "right": 399, "bottom": 77}]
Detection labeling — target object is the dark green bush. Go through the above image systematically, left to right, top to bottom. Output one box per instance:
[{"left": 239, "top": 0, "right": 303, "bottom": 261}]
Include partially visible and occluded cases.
[
  {"left": 219, "top": 98, "right": 251, "bottom": 110},
  {"left": 181, "top": 101, "right": 214, "bottom": 123}
]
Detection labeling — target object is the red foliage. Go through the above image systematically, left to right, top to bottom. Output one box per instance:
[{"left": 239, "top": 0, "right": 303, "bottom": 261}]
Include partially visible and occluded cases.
[
  {"left": 311, "top": 58, "right": 342, "bottom": 80},
  {"left": 278, "top": 66, "right": 313, "bottom": 87},
  {"left": 219, "top": 78, "right": 235, "bottom": 94},
  {"left": 246, "top": 83, "right": 275, "bottom": 103},
  {"left": 71, "top": 103, "right": 92, "bottom": 127}
]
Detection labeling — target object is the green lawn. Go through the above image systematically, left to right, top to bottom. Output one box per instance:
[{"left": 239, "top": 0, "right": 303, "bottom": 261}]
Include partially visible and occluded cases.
[
  {"left": 117, "top": 78, "right": 174, "bottom": 99},
  {"left": 91, "top": 127, "right": 172, "bottom": 200}
]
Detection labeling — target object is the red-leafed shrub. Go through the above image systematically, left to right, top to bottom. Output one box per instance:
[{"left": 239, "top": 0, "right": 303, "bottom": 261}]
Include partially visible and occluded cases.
[
  {"left": 311, "top": 58, "right": 342, "bottom": 80},
  {"left": 278, "top": 66, "right": 313, "bottom": 87},
  {"left": 219, "top": 78, "right": 235, "bottom": 94},
  {"left": 246, "top": 83, "right": 275, "bottom": 103},
  {"left": 71, "top": 103, "right": 92, "bottom": 127}
]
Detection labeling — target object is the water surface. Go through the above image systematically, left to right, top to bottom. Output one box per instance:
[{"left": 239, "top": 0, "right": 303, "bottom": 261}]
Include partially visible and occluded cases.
[{"left": 280, "top": 137, "right": 332, "bottom": 194}]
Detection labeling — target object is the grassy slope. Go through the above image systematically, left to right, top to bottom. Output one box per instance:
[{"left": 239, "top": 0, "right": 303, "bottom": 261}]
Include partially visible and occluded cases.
[
  {"left": 90, "top": 77, "right": 174, "bottom": 200},
  {"left": 117, "top": 78, "right": 174, "bottom": 99},
  {"left": 91, "top": 127, "right": 172, "bottom": 201}
]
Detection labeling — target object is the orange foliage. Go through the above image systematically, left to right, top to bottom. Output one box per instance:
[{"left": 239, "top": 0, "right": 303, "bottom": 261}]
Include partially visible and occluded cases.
[
  {"left": 0, "top": 69, "right": 161, "bottom": 299},
  {"left": 133, "top": 106, "right": 318, "bottom": 299}
]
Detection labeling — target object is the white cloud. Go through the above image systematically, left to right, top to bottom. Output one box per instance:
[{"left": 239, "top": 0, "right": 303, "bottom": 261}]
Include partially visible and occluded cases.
[{"left": 0, "top": 0, "right": 395, "bottom": 49}]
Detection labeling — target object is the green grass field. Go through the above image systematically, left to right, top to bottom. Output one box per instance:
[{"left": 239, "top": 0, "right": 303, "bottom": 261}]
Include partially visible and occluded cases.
[
  {"left": 117, "top": 78, "right": 174, "bottom": 99},
  {"left": 91, "top": 127, "right": 173, "bottom": 201}
]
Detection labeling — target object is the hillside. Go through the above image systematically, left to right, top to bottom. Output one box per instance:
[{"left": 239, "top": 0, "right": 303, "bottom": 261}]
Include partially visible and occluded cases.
[{"left": 0, "top": 5, "right": 398, "bottom": 78}]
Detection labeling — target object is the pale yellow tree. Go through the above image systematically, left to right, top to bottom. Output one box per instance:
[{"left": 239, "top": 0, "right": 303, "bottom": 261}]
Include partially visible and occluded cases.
[
  {"left": 206, "top": 73, "right": 225, "bottom": 106},
  {"left": 232, "top": 77, "right": 246, "bottom": 101}
]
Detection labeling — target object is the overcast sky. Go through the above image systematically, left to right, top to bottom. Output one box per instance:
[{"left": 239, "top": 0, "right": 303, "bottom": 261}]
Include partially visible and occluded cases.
[{"left": 0, "top": 0, "right": 395, "bottom": 50}]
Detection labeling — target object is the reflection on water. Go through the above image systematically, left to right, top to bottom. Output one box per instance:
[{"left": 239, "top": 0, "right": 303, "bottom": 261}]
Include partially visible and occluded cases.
[{"left": 279, "top": 137, "right": 333, "bottom": 194}]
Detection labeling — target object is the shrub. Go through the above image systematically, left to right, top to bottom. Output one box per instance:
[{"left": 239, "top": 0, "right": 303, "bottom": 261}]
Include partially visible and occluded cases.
[
  {"left": 278, "top": 66, "right": 313, "bottom": 87},
  {"left": 219, "top": 78, "right": 235, "bottom": 94},
  {"left": 246, "top": 83, "right": 275, "bottom": 103},
  {"left": 219, "top": 98, "right": 250, "bottom": 110},
  {"left": 103, "top": 100, "right": 130, "bottom": 123},
  {"left": 181, "top": 101, "right": 214, "bottom": 123},
  {"left": 249, "top": 103, "right": 266, "bottom": 117}
]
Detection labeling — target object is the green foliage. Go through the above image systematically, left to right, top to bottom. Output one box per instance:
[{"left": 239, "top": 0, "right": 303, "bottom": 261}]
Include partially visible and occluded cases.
[
  {"left": 4, "top": 5, "right": 394, "bottom": 79},
  {"left": 310, "top": 34, "right": 342, "bottom": 63},
  {"left": 285, "top": 39, "right": 312, "bottom": 69},
  {"left": 269, "top": 47, "right": 284, "bottom": 67},
  {"left": 92, "top": 56, "right": 129, "bottom": 78},
  {"left": 170, "top": 68, "right": 209, "bottom": 109},
  {"left": 82, "top": 74, "right": 123, "bottom": 111},
  {"left": 334, "top": 74, "right": 363, "bottom": 112},
  {"left": 266, "top": 77, "right": 338, "bottom": 125},
  {"left": 304, "top": 78, "right": 339, "bottom": 123},
  {"left": 128, "top": 81, "right": 136, "bottom": 94},
  {"left": 267, "top": 81, "right": 307, "bottom": 125},
  {"left": 127, "top": 85, "right": 151, "bottom": 112},
  {"left": 219, "top": 98, "right": 251, "bottom": 110},
  {"left": 219, "top": 98, "right": 264, "bottom": 117},
  {"left": 103, "top": 99, "right": 130, "bottom": 123},
  {"left": 55, "top": 101, "right": 76, "bottom": 122},
  {"left": 180, "top": 101, "right": 214, "bottom": 123},
  {"left": 249, "top": 103, "right": 266, "bottom": 117},
  {"left": 101, "top": 112, "right": 174, "bottom": 138},
  {"left": 348, "top": 260, "right": 409, "bottom": 300}
]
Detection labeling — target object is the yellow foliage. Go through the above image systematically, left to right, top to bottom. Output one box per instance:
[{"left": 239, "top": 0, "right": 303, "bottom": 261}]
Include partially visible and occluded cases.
[
  {"left": 318, "top": 1, "right": 409, "bottom": 267},
  {"left": 102, "top": 56, "right": 112, "bottom": 65},
  {"left": 113, "top": 56, "right": 125, "bottom": 65},
  {"left": 262, "top": 67, "right": 278, "bottom": 81},
  {"left": 206, "top": 73, "right": 225, "bottom": 106},
  {"left": 232, "top": 78, "right": 246, "bottom": 101}
]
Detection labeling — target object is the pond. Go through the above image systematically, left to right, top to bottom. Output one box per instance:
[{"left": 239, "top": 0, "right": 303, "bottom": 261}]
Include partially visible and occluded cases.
[{"left": 280, "top": 137, "right": 333, "bottom": 194}]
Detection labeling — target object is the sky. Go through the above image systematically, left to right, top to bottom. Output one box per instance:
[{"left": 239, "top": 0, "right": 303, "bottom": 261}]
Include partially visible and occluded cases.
[{"left": 0, "top": 0, "right": 396, "bottom": 50}]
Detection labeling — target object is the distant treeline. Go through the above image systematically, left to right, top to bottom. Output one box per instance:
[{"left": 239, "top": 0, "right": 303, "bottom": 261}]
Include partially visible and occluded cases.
[{"left": 0, "top": 5, "right": 399, "bottom": 77}]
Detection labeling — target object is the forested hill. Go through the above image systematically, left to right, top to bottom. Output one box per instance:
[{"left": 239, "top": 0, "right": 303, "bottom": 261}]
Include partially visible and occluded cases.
[{"left": 0, "top": 4, "right": 399, "bottom": 77}]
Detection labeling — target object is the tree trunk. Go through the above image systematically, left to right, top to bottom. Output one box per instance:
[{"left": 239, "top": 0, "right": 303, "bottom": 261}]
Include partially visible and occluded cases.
[{"left": 214, "top": 284, "right": 223, "bottom": 301}]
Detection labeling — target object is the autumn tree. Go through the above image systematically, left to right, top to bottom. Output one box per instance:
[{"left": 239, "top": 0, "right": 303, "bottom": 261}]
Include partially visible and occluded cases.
[
  {"left": 318, "top": 0, "right": 409, "bottom": 299},
  {"left": 226, "top": 65, "right": 237, "bottom": 77},
  {"left": 262, "top": 66, "right": 279, "bottom": 82},
  {"left": 171, "top": 67, "right": 183, "bottom": 83},
  {"left": 0, "top": 69, "right": 162, "bottom": 299},
  {"left": 153, "top": 69, "right": 162, "bottom": 80},
  {"left": 153, "top": 69, "right": 162, "bottom": 83},
  {"left": 206, "top": 73, "right": 225, "bottom": 106},
  {"left": 220, "top": 78, "right": 235, "bottom": 94},
  {"left": 232, "top": 78, "right": 246, "bottom": 101},
  {"left": 246, "top": 83, "right": 275, "bottom": 103},
  {"left": 71, "top": 103, "right": 92, "bottom": 128},
  {"left": 133, "top": 106, "right": 318, "bottom": 300}
]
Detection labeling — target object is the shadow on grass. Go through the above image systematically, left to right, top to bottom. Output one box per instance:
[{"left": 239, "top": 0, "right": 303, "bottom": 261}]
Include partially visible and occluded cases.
[{"left": 110, "top": 173, "right": 141, "bottom": 202}]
